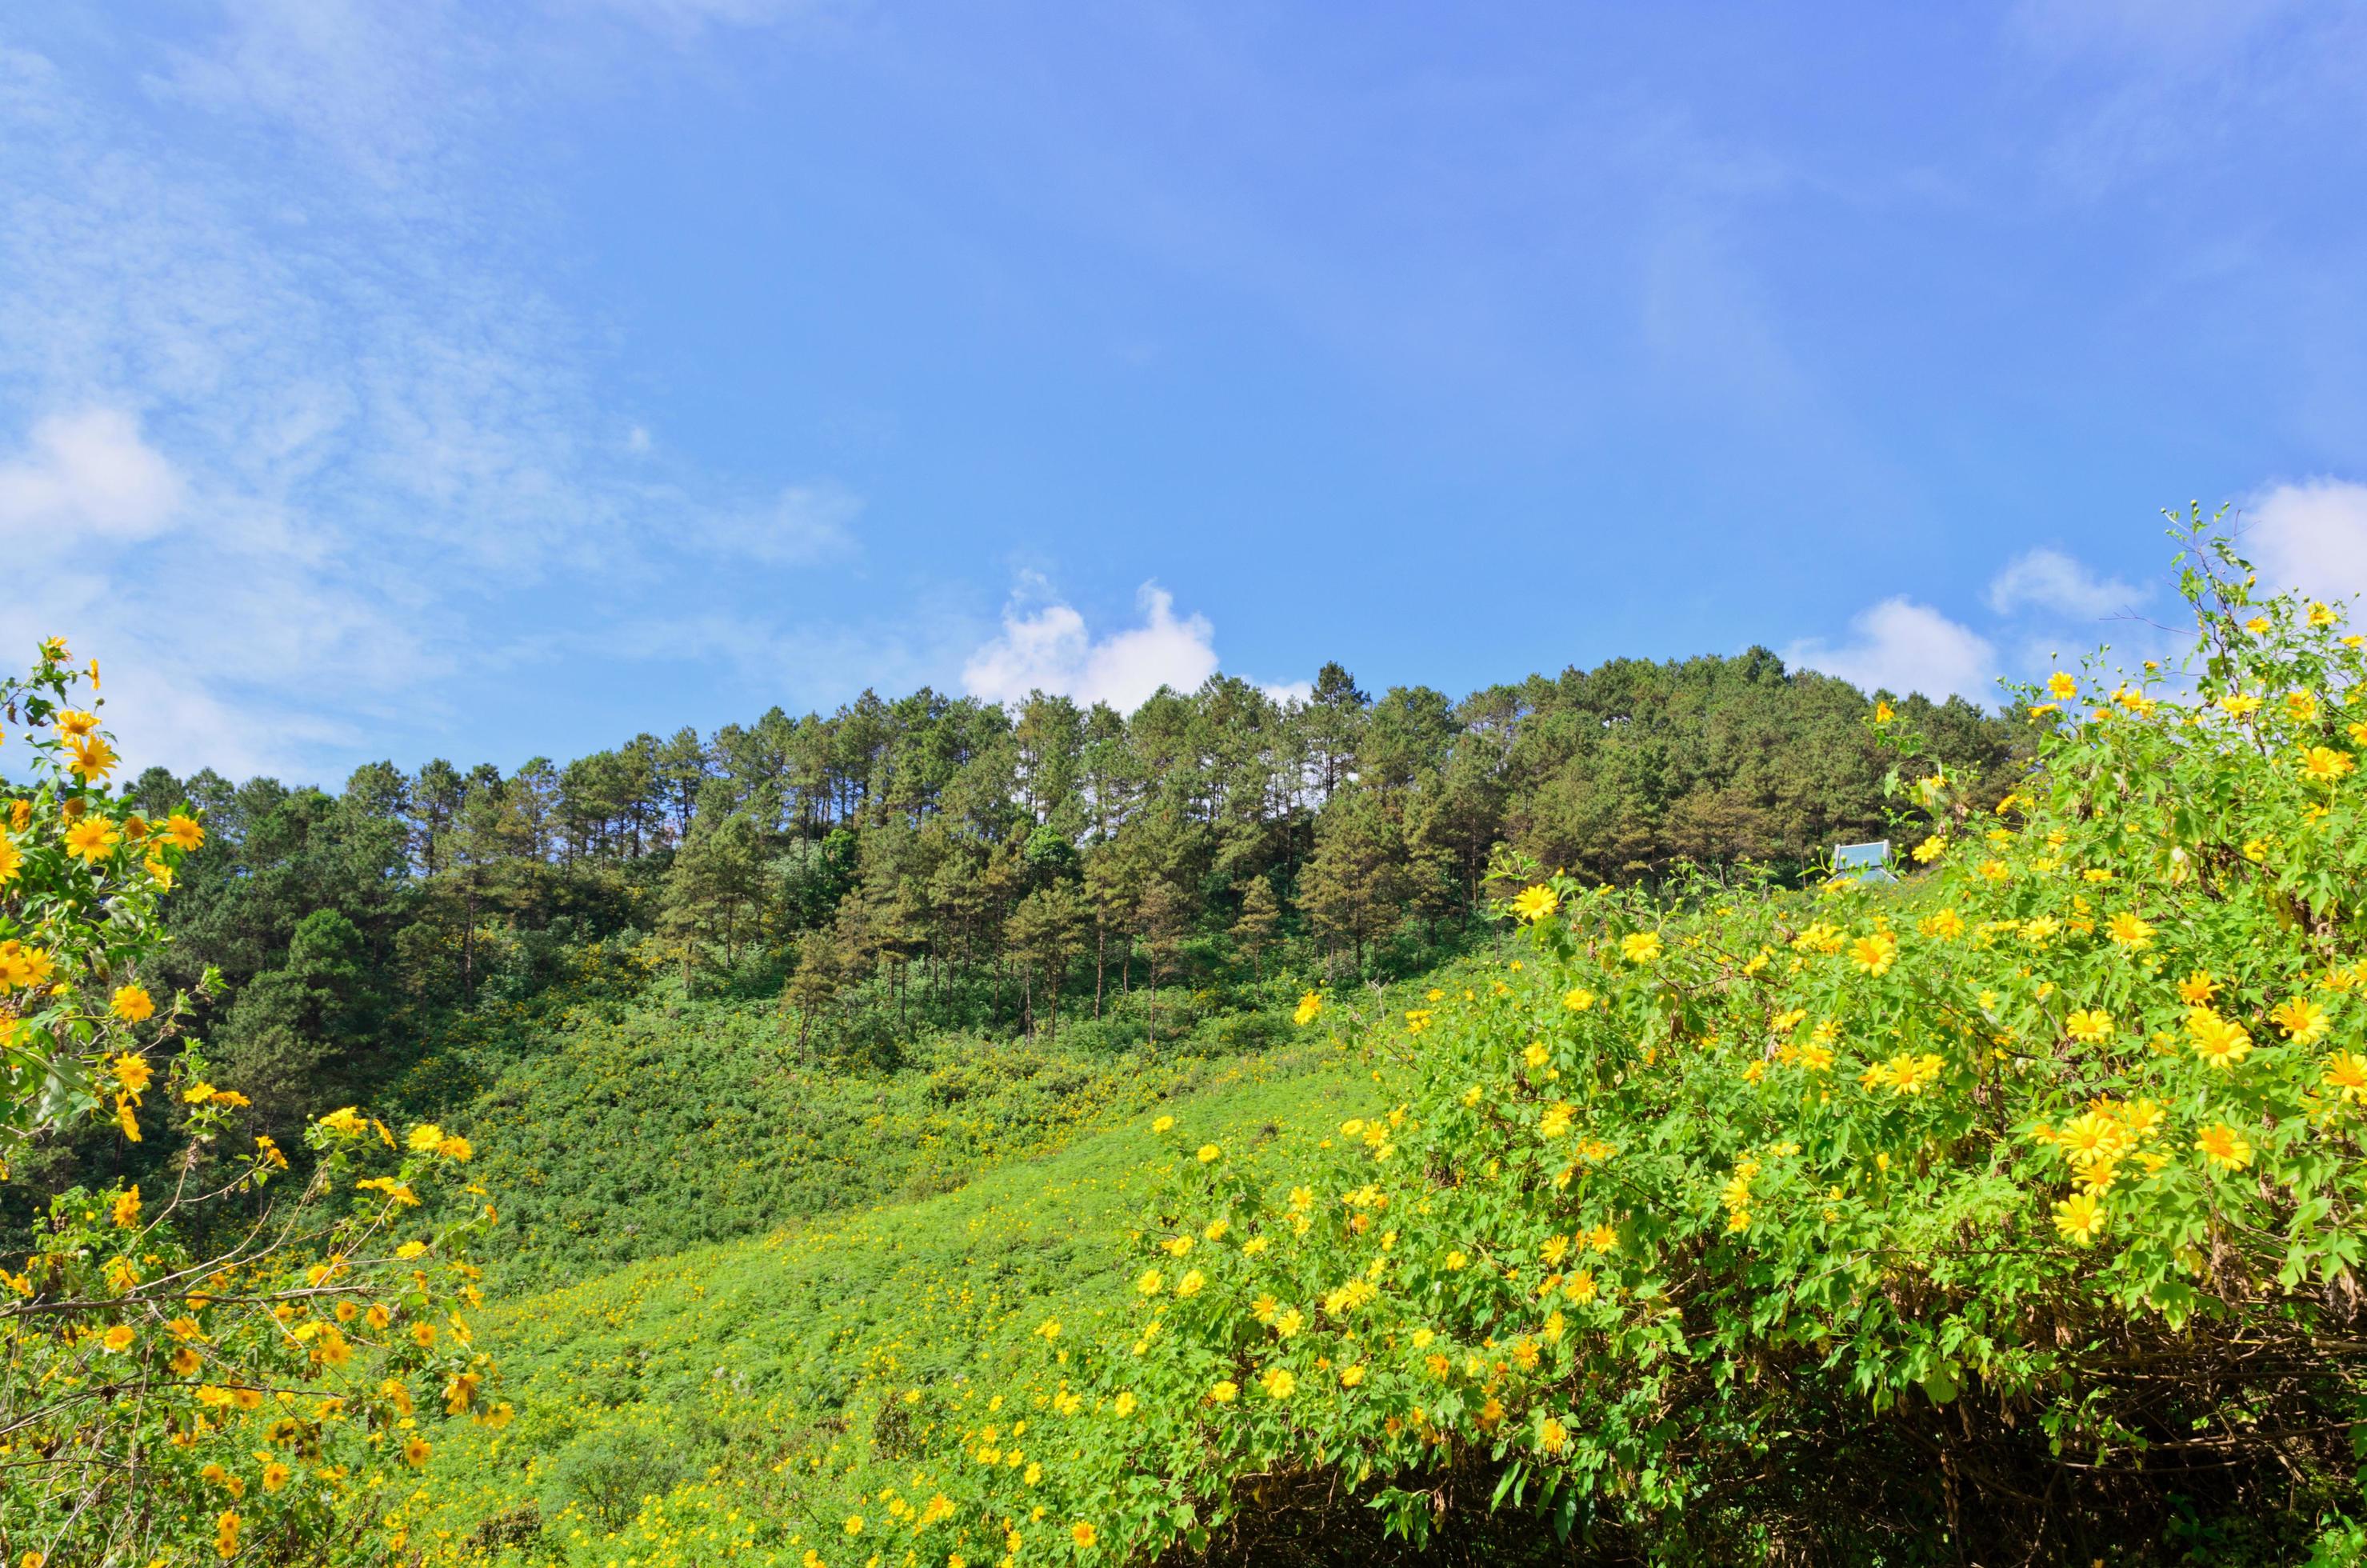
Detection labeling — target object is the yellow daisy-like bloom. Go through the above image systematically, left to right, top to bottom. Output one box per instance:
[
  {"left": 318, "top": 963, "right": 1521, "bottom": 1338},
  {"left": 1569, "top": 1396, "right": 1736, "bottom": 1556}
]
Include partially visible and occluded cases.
[
  {"left": 2048, "top": 671, "right": 2077, "bottom": 700},
  {"left": 2288, "top": 690, "right": 2321, "bottom": 722},
  {"left": 54, "top": 708, "right": 100, "bottom": 741},
  {"left": 69, "top": 736, "right": 118, "bottom": 782},
  {"left": 2300, "top": 745, "right": 2355, "bottom": 782},
  {"left": 162, "top": 813, "right": 206, "bottom": 851},
  {"left": 63, "top": 817, "right": 121, "bottom": 864},
  {"left": 0, "top": 837, "right": 20, "bottom": 886},
  {"left": 1510, "top": 885, "right": 1560, "bottom": 922},
  {"left": 2105, "top": 911, "right": 2155, "bottom": 949},
  {"left": 1620, "top": 930, "right": 1662, "bottom": 965},
  {"left": 1849, "top": 931, "right": 1897, "bottom": 977},
  {"left": 2176, "top": 970, "right": 2220, "bottom": 1005},
  {"left": 110, "top": 984, "right": 155, "bottom": 1023},
  {"left": 1562, "top": 987, "right": 1594, "bottom": 1011},
  {"left": 1293, "top": 990, "right": 1321, "bottom": 1026},
  {"left": 2269, "top": 998, "right": 2332, "bottom": 1045},
  {"left": 2064, "top": 1009, "right": 2113, "bottom": 1044},
  {"left": 2187, "top": 1010, "right": 2253, "bottom": 1070},
  {"left": 2321, "top": 1051, "right": 2367, "bottom": 1104},
  {"left": 111, "top": 1052, "right": 152, "bottom": 1095},
  {"left": 2055, "top": 1112, "right": 2124, "bottom": 1169},
  {"left": 1152, "top": 1114, "right": 1174, "bottom": 1133},
  {"left": 406, "top": 1122, "right": 446, "bottom": 1154},
  {"left": 2193, "top": 1123, "right": 2253, "bottom": 1171},
  {"left": 1195, "top": 1142, "right": 1220, "bottom": 1163},
  {"left": 112, "top": 1186, "right": 140, "bottom": 1227},
  {"left": 2052, "top": 1191, "right": 2105, "bottom": 1246},
  {"left": 1134, "top": 1269, "right": 1162, "bottom": 1297},
  {"left": 102, "top": 1324, "right": 137, "bottom": 1352},
  {"left": 1339, "top": 1364, "right": 1365, "bottom": 1386},
  {"left": 1260, "top": 1366, "right": 1296, "bottom": 1400},
  {"left": 1207, "top": 1379, "right": 1237, "bottom": 1403},
  {"left": 402, "top": 1437, "right": 431, "bottom": 1468},
  {"left": 261, "top": 1462, "right": 291, "bottom": 1494},
  {"left": 843, "top": 1515, "right": 864, "bottom": 1537},
  {"left": 1071, "top": 1522, "right": 1098, "bottom": 1550}
]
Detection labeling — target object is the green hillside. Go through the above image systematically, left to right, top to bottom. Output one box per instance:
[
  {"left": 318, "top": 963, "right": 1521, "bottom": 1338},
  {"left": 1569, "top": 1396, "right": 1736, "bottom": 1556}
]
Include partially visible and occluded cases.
[{"left": 403, "top": 1014, "right": 1395, "bottom": 1566}]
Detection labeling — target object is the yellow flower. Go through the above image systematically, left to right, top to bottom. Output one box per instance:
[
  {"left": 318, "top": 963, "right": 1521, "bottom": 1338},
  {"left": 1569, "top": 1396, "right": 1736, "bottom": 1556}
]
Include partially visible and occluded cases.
[
  {"left": 2048, "top": 671, "right": 2077, "bottom": 700},
  {"left": 2289, "top": 690, "right": 2321, "bottom": 722},
  {"left": 1873, "top": 699, "right": 1894, "bottom": 724},
  {"left": 54, "top": 708, "right": 100, "bottom": 741},
  {"left": 68, "top": 736, "right": 118, "bottom": 782},
  {"left": 2301, "top": 745, "right": 2356, "bottom": 782},
  {"left": 162, "top": 813, "right": 206, "bottom": 851},
  {"left": 63, "top": 816, "right": 121, "bottom": 863},
  {"left": 0, "top": 838, "right": 18, "bottom": 886},
  {"left": 1511, "top": 885, "right": 1560, "bottom": 922},
  {"left": 2105, "top": 912, "right": 2154, "bottom": 950},
  {"left": 1620, "top": 930, "right": 1661, "bottom": 965},
  {"left": 1849, "top": 931, "right": 1897, "bottom": 977},
  {"left": 2177, "top": 971, "right": 2220, "bottom": 1005},
  {"left": 110, "top": 984, "right": 155, "bottom": 1023},
  {"left": 1562, "top": 987, "right": 1594, "bottom": 1011},
  {"left": 1293, "top": 991, "right": 1322, "bottom": 1026},
  {"left": 2270, "top": 998, "right": 2332, "bottom": 1045},
  {"left": 2064, "top": 1009, "right": 2113, "bottom": 1044},
  {"left": 2186, "top": 1010, "right": 2253, "bottom": 1070},
  {"left": 2323, "top": 1051, "right": 2367, "bottom": 1105},
  {"left": 111, "top": 1052, "right": 153, "bottom": 1095},
  {"left": 317, "top": 1106, "right": 366, "bottom": 1136},
  {"left": 1152, "top": 1114, "right": 1174, "bottom": 1133},
  {"left": 406, "top": 1122, "right": 445, "bottom": 1154},
  {"left": 2194, "top": 1123, "right": 2253, "bottom": 1171},
  {"left": 438, "top": 1134, "right": 472, "bottom": 1161},
  {"left": 1196, "top": 1143, "right": 1220, "bottom": 1163},
  {"left": 112, "top": 1186, "right": 140, "bottom": 1227},
  {"left": 2052, "top": 1192, "right": 2105, "bottom": 1246},
  {"left": 1134, "top": 1269, "right": 1163, "bottom": 1297},
  {"left": 1176, "top": 1269, "right": 1205, "bottom": 1298},
  {"left": 102, "top": 1323, "right": 137, "bottom": 1352},
  {"left": 1339, "top": 1364, "right": 1365, "bottom": 1386},
  {"left": 1260, "top": 1366, "right": 1296, "bottom": 1400},
  {"left": 1208, "top": 1379, "right": 1237, "bottom": 1403},
  {"left": 843, "top": 1514, "right": 865, "bottom": 1537},
  {"left": 1071, "top": 1522, "right": 1098, "bottom": 1550}
]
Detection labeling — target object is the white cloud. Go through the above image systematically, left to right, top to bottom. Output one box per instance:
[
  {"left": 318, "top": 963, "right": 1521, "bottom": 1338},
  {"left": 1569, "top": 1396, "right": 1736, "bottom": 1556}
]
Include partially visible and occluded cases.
[
  {"left": 0, "top": 409, "right": 182, "bottom": 547},
  {"left": 2246, "top": 478, "right": 2367, "bottom": 602},
  {"left": 1986, "top": 546, "right": 2141, "bottom": 618},
  {"left": 963, "top": 580, "right": 1221, "bottom": 713},
  {"left": 1785, "top": 598, "right": 1998, "bottom": 704},
  {"left": 1260, "top": 678, "right": 1313, "bottom": 707}
]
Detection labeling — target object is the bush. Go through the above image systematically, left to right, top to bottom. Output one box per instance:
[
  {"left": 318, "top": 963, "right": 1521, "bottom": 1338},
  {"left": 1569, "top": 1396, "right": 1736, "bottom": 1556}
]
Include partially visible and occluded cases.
[{"left": 918, "top": 528, "right": 2367, "bottom": 1564}]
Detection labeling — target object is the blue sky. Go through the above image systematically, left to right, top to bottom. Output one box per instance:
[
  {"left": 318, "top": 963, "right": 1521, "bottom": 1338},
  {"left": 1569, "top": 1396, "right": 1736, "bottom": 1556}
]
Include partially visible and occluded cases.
[{"left": 6, "top": 2, "right": 2367, "bottom": 782}]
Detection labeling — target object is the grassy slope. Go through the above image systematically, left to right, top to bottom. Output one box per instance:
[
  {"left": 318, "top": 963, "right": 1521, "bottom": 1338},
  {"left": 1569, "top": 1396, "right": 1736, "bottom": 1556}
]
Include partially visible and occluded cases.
[{"left": 409, "top": 1021, "right": 1408, "bottom": 1566}]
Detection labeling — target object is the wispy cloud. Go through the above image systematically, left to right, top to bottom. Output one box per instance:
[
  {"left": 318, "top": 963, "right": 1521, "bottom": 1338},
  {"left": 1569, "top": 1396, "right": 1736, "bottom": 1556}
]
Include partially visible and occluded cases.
[
  {"left": 0, "top": 14, "right": 862, "bottom": 777},
  {"left": 1986, "top": 546, "right": 2141, "bottom": 619},
  {"left": 1785, "top": 598, "right": 1998, "bottom": 704}
]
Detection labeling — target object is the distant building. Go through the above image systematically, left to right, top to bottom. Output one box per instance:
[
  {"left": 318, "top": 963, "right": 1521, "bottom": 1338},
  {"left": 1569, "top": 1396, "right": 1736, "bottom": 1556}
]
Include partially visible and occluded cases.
[{"left": 1832, "top": 840, "right": 1896, "bottom": 883}]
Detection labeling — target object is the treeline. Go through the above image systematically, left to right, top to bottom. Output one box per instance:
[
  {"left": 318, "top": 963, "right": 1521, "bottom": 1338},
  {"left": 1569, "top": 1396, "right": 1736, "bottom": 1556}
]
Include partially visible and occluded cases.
[{"left": 90, "top": 650, "right": 2011, "bottom": 1136}]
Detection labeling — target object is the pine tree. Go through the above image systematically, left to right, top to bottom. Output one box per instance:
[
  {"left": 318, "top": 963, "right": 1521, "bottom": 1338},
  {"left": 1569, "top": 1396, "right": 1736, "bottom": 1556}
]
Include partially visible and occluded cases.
[{"left": 1230, "top": 875, "right": 1281, "bottom": 978}]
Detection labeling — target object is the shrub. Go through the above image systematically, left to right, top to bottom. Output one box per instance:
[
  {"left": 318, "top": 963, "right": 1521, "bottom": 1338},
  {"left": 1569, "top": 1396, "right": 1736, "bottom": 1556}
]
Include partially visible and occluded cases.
[
  {"left": 923, "top": 527, "right": 2367, "bottom": 1564},
  {"left": 0, "top": 642, "right": 506, "bottom": 1564}
]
